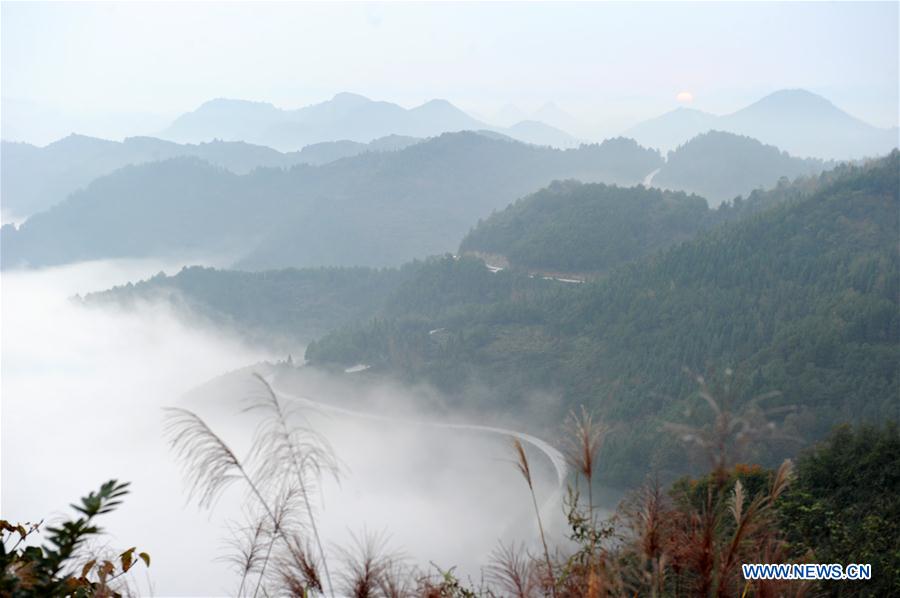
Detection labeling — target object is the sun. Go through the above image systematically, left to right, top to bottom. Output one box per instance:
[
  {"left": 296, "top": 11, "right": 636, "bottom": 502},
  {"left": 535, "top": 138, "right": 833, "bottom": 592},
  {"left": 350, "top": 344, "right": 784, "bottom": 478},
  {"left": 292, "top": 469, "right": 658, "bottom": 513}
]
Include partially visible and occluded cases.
[{"left": 676, "top": 91, "right": 694, "bottom": 104}]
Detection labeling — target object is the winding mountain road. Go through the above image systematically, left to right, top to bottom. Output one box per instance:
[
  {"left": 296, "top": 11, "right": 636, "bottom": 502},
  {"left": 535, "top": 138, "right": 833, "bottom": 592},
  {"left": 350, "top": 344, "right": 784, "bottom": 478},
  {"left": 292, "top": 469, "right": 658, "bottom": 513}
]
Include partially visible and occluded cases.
[
  {"left": 642, "top": 167, "right": 661, "bottom": 187},
  {"left": 268, "top": 380, "right": 569, "bottom": 489}
]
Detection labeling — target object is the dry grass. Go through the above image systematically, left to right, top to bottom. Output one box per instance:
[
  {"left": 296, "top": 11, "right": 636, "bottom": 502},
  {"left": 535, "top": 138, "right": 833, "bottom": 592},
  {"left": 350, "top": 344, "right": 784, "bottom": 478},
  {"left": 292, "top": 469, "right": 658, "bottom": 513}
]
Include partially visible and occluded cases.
[
  {"left": 664, "top": 369, "right": 796, "bottom": 485},
  {"left": 162, "top": 370, "right": 804, "bottom": 598},
  {"left": 164, "top": 373, "right": 341, "bottom": 596},
  {"left": 246, "top": 373, "right": 340, "bottom": 597},
  {"left": 562, "top": 406, "right": 606, "bottom": 514},
  {"left": 164, "top": 407, "right": 247, "bottom": 510},
  {"left": 511, "top": 438, "right": 558, "bottom": 598},
  {"left": 335, "top": 530, "right": 406, "bottom": 598},
  {"left": 276, "top": 536, "right": 324, "bottom": 596},
  {"left": 486, "top": 542, "right": 537, "bottom": 598}
]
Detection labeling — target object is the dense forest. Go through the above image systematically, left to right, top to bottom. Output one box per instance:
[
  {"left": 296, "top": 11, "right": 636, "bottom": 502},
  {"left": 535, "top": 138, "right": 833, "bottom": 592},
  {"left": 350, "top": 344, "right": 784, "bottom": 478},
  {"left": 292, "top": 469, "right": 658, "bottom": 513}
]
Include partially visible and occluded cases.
[
  {"left": 1, "top": 133, "right": 662, "bottom": 270},
  {"left": 459, "top": 141, "right": 853, "bottom": 275},
  {"left": 307, "top": 152, "right": 900, "bottom": 485},
  {"left": 90, "top": 157, "right": 857, "bottom": 336},
  {"left": 460, "top": 181, "right": 711, "bottom": 275},
  {"left": 83, "top": 265, "right": 410, "bottom": 344}
]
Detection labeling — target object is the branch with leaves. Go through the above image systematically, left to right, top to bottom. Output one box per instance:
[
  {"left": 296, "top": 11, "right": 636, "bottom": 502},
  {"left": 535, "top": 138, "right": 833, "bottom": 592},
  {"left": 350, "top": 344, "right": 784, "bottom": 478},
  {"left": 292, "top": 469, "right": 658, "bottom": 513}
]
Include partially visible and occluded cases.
[{"left": 1, "top": 480, "right": 150, "bottom": 597}]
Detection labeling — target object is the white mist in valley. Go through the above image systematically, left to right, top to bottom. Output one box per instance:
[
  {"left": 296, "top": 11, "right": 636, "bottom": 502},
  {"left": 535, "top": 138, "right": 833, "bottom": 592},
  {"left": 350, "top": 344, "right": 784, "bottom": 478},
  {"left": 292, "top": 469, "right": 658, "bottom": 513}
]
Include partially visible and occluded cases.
[{"left": 2, "top": 260, "right": 565, "bottom": 595}]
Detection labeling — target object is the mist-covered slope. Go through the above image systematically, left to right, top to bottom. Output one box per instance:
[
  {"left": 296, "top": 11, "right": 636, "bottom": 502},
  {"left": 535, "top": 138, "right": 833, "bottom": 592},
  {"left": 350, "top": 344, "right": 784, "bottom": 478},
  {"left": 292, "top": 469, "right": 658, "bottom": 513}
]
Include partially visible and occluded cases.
[
  {"left": 626, "top": 89, "right": 898, "bottom": 160},
  {"left": 160, "top": 93, "right": 581, "bottom": 150},
  {"left": 622, "top": 107, "right": 719, "bottom": 155},
  {"left": 652, "top": 130, "right": 831, "bottom": 204},
  {"left": 1, "top": 133, "right": 662, "bottom": 270},
  {"left": 0, "top": 134, "right": 422, "bottom": 220},
  {"left": 460, "top": 134, "right": 836, "bottom": 273},
  {"left": 236, "top": 135, "right": 661, "bottom": 270},
  {"left": 307, "top": 152, "right": 900, "bottom": 484},
  {"left": 82, "top": 265, "right": 410, "bottom": 344}
]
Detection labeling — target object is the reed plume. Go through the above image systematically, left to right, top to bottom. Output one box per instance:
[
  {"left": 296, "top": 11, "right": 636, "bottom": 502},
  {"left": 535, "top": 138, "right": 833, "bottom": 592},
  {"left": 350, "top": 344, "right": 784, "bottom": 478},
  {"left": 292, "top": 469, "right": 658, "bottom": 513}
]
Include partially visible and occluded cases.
[
  {"left": 665, "top": 369, "right": 794, "bottom": 487},
  {"left": 247, "top": 373, "right": 340, "bottom": 597},
  {"left": 164, "top": 374, "right": 341, "bottom": 597},
  {"left": 165, "top": 406, "right": 308, "bottom": 595},
  {"left": 562, "top": 406, "right": 606, "bottom": 515},
  {"left": 164, "top": 407, "right": 248, "bottom": 510},
  {"left": 511, "top": 437, "right": 557, "bottom": 598},
  {"left": 220, "top": 513, "right": 267, "bottom": 597},
  {"left": 335, "top": 530, "right": 403, "bottom": 598},
  {"left": 276, "top": 536, "right": 324, "bottom": 597},
  {"left": 486, "top": 541, "right": 537, "bottom": 598}
]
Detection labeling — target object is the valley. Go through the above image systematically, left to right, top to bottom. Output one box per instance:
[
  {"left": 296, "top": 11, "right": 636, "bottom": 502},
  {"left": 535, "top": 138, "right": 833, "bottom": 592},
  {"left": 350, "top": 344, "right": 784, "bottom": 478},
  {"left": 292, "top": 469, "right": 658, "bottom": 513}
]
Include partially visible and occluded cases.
[{"left": 2, "top": 4, "right": 898, "bottom": 594}]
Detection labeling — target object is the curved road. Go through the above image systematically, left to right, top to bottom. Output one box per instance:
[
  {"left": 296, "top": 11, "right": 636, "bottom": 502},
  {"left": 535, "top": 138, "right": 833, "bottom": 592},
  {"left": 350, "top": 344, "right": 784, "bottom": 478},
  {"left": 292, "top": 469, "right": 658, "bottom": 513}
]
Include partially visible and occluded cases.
[
  {"left": 642, "top": 167, "right": 661, "bottom": 187},
  {"left": 267, "top": 379, "right": 569, "bottom": 492}
]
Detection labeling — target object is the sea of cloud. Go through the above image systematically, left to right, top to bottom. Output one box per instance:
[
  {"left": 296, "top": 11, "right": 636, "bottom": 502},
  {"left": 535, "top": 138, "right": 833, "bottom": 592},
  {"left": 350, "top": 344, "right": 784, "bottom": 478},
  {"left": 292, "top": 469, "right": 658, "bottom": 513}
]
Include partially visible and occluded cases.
[{"left": 2, "top": 259, "right": 567, "bottom": 595}]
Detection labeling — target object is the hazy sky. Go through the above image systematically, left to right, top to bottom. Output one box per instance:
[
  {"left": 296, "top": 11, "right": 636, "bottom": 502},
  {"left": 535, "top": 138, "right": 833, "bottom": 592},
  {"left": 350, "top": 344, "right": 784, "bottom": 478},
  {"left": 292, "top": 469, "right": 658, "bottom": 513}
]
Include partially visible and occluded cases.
[{"left": 2, "top": 2, "right": 898, "bottom": 143}]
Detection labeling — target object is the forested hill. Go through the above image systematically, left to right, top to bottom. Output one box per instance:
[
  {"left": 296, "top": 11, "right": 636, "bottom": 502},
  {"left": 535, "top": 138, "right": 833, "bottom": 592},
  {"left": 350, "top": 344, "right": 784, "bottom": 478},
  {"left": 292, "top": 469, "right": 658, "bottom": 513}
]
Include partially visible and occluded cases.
[
  {"left": 652, "top": 130, "right": 831, "bottom": 205},
  {"left": 1, "top": 133, "right": 662, "bottom": 270},
  {"left": 306, "top": 151, "right": 900, "bottom": 485},
  {"left": 459, "top": 158, "right": 855, "bottom": 276},
  {"left": 79, "top": 164, "right": 828, "bottom": 343},
  {"left": 460, "top": 182, "right": 711, "bottom": 275},
  {"left": 82, "top": 265, "right": 410, "bottom": 344}
]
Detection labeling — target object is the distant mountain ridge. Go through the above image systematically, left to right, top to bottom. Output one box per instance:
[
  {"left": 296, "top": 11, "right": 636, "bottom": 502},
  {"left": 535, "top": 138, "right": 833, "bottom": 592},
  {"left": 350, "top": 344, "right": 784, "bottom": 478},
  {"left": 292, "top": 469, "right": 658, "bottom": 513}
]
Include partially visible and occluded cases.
[
  {"left": 626, "top": 89, "right": 898, "bottom": 160},
  {"left": 160, "top": 92, "right": 582, "bottom": 150},
  {"left": 492, "top": 101, "right": 583, "bottom": 134},
  {"left": 1, "top": 132, "right": 661, "bottom": 270},
  {"left": 0, "top": 133, "right": 421, "bottom": 221}
]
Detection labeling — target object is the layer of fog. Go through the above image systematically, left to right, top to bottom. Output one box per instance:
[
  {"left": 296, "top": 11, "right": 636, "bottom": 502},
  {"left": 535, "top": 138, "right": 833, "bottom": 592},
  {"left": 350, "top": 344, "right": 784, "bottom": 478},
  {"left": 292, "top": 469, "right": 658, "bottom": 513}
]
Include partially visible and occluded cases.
[
  {"left": 1, "top": 208, "right": 26, "bottom": 228},
  {"left": 2, "top": 260, "right": 568, "bottom": 595}
]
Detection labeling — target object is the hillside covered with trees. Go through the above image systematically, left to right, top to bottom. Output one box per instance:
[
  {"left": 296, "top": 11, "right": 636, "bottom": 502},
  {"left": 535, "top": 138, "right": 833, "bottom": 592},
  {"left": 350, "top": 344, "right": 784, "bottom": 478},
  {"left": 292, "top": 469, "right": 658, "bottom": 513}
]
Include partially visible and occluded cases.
[
  {"left": 460, "top": 144, "right": 853, "bottom": 276},
  {"left": 307, "top": 153, "right": 900, "bottom": 485},
  {"left": 83, "top": 166, "right": 816, "bottom": 343},
  {"left": 460, "top": 181, "right": 711, "bottom": 275},
  {"left": 83, "top": 265, "right": 409, "bottom": 344}
]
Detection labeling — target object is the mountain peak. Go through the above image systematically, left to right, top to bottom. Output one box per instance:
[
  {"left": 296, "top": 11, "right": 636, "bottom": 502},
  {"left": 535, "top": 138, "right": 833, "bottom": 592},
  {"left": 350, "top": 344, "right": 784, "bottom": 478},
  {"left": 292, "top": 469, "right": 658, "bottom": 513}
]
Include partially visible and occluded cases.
[
  {"left": 627, "top": 88, "right": 896, "bottom": 160},
  {"left": 760, "top": 88, "right": 831, "bottom": 102},
  {"left": 739, "top": 89, "right": 840, "bottom": 116},
  {"left": 330, "top": 92, "right": 372, "bottom": 105},
  {"left": 198, "top": 98, "right": 277, "bottom": 110},
  {"left": 418, "top": 98, "right": 456, "bottom": 110},
  {"left": 411, "top": 99, "right": 474, "bottom": 121},
  {"left": 533, "top": 102, "right": 580, "bottom": 131},
  {"left": 671, "top": 106, "right": 710, "bottom": 115},
  {"left": 46, "top": 133, "right": 115, "bottom": 151}
]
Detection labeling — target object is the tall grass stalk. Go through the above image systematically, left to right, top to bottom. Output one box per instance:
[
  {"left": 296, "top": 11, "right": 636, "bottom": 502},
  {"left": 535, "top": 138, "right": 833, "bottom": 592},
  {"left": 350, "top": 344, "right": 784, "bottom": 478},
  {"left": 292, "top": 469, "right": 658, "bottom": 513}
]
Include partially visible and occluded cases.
[
  {"left": 249, "top": 373, "right": 338, "bottom": 598},
  {"left": 562, "top": 406, "right": 605, "bottom": 515},
  {"left": 164, "top": 407, "right": 306, "bottom": 594},
  {"left": 512, "top": 438, "right": 558, "bottom": 598}
]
